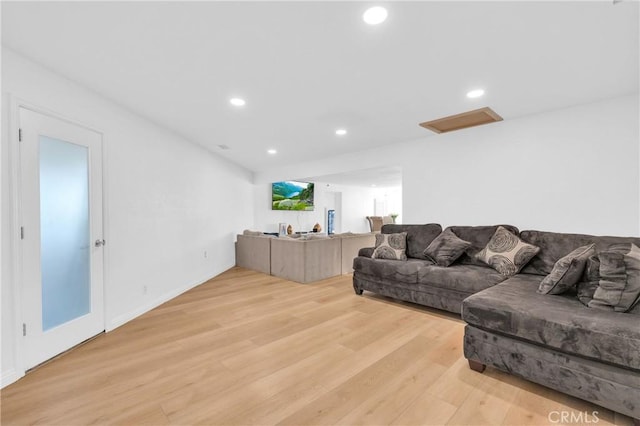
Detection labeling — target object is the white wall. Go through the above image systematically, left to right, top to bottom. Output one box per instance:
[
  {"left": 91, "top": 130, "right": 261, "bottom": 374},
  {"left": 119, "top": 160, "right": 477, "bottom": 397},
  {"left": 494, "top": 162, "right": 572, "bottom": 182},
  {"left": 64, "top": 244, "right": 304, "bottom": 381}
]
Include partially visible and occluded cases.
[
  {"left": 0, "top": 18, "right": 5, "bottom": 390},
  {"left": 1, "top": 48, "right": 254, "bottom": 386},
  {"left": 255, "top": 94, "right": 640, "bottom": 236},
  {"left": 403, "top": 95, "right": 639, "bottom": 234},
  {"left": 252, "top": 182, "right": 376, "bottom": 234},
  {"left": 373, "top": 186, "right": 403, "bottom": 222}
]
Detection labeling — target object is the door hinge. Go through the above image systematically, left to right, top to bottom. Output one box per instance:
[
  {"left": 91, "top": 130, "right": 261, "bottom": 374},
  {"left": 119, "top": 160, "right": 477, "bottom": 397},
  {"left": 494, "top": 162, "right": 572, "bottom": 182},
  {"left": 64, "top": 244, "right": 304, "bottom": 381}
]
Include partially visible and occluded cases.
[
  {"left": 18, "top": 128, "right": 22, "bottom": 142},
  {"left": 20, "top": 227, "right": 24, "bottom": 240},
  {"left": 23, "top": 323, "right": 26, "bottom": 337}
]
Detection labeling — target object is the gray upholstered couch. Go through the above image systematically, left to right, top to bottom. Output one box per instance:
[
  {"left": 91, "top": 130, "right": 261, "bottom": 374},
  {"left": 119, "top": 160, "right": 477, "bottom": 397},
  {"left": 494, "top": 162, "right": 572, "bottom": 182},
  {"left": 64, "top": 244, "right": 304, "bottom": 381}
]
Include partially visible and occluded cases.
[
  {"left": 352, "top": 224, "right": 640, "bottom": 420},
  {"left": 353, "top": 224, "right": 518, "bottom": 314}
]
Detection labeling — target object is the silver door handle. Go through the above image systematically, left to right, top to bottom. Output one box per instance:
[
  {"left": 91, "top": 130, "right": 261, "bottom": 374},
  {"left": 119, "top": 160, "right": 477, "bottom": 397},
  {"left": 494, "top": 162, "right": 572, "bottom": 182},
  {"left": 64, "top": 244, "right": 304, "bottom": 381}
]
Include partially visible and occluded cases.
[{"left": 95, "top": 239, "right": 106, "bottom": 247}]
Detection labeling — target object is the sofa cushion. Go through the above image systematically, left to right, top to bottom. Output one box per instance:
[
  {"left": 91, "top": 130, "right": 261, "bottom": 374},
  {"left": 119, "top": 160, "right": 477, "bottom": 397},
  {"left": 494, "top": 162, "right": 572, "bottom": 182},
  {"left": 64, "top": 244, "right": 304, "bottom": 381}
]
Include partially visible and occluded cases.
[
  {"left": 381, "top": 224, "right": 442, "bottom": 260},
  {"left": 446, "top": 225, "right": 519, "bottom": 266},
  {"left": 475, "top": 226, "right": 540, "bottom": 276},
  {"left": 423, "top": 228, "right": 472, "bottom": 267},
  {"left": 243, "top": 229, "right": 266, "bottom": 236},
  {"left": 519, "top": 230, "right": 640, "bottom": 276},
  {"left": 330, "top": 232, "right": 355, "bottom": 237},
  {"left": 372, "top": 232, "right": 407, "bottom": 260},
  {"left": 304, "top": 233, "right": 330, "bottom": 240},
  {"left": 537, "top": 243, "right": 595, "bottom": 295},
  {"left": 590, "top": 243, "right": 640, "bottom": 313},
  {"left": 358, "top": 247, "right": 375, "bottom": 258},
  {"left": 576, "top": 255, "right": 600, "bottom": 306},
  {"left": 352, "top": 257, "right": 429, "bottom": 284},
  {"left": 417, "top": 264, "right": 507, "bottom": 294},
  {"left": 462, "top": 274, "right": 640, "bottom": 370}
]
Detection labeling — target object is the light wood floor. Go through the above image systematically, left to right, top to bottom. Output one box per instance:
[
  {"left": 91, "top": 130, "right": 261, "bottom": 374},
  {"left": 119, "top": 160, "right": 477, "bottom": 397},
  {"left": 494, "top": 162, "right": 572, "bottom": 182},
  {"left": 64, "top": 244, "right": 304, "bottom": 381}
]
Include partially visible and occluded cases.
[{"left": 1, "top": 267, "right": 635, "bottom": 425}]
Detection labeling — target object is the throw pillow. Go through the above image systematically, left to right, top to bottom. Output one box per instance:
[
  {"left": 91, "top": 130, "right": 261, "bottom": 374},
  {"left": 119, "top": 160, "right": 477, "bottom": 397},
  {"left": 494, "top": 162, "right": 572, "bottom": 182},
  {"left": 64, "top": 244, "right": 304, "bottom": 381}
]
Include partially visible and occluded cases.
[
  {"left": 475, "top": 226, "right": 540, "bottom": 276},
  {"left": 423, "top": 228, "right": 472, "bottom": 267},
  {"left": 243, "top": 229, "right": 264, "bottom": 236},
  {"left": 372, "top": 232, "right": 408, "bottom": 261},
  {"left": 304, "top": 233, "right": 330, "bottom": 240},
  {"left": 537, "top": 243, "right": 596, "bottom": 295},
  {"left": 589, "top": 243, "right": 640, "bottom": 312},
  {"left": 576, "top": 255, "right": 600, "bottom": 306}
]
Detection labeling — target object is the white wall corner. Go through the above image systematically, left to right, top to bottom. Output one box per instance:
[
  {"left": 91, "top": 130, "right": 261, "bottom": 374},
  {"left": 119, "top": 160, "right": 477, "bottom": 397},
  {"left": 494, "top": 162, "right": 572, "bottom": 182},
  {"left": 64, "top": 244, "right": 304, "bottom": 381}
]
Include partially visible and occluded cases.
[{"left": 1, "top": 368, "right": 24, "bottom": 389}]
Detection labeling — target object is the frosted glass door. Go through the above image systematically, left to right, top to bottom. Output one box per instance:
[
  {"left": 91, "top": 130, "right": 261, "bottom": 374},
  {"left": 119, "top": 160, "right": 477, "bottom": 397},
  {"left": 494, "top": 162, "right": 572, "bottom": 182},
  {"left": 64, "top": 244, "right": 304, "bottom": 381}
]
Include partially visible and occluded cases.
[
  {"left": 20, "top": 107, "right": 104, "bottom": 370},
  {"left": 39, "top": 136, "right": 91, "bottom": 331}
]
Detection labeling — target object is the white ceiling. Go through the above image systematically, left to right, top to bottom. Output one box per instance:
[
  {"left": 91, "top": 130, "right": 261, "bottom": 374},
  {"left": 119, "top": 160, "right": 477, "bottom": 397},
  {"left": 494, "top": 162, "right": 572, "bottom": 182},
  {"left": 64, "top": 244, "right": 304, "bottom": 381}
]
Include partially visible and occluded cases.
[
  {"left": 2, "top": 1, "right": 638, "bottom": 178},
  {"left": 303, "top": 165, "right": 403, "bottom": 189}
]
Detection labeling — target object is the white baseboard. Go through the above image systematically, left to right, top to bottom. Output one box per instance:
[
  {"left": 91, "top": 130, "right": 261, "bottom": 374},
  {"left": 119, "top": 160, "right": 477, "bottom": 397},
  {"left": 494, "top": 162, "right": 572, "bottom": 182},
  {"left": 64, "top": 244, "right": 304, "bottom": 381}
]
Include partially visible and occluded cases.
[
  {"left": 106, "top": 272, "right": 219, "bottom": 332},
  {"left": 1, "top": 368, "right": 23, "bottom": 388}
]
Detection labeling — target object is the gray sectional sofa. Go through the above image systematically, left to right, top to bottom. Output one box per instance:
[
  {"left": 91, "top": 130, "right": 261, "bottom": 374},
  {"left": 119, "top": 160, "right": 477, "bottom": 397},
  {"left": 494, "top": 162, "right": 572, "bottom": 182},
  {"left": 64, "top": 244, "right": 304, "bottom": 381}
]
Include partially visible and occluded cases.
[
  {"left": 352, "top": 224, "right": 640, "bottom": 421},
  {"left": 236, "top": 231, "right": 375, "bottom": 283}
]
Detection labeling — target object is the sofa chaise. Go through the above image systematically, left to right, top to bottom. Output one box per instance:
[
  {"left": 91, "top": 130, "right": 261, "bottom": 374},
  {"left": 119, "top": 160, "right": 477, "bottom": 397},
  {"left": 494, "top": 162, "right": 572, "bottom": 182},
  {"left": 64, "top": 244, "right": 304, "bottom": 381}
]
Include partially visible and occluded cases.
[{"left": 462, "top": 230, "right": 640, "bottom": 421}]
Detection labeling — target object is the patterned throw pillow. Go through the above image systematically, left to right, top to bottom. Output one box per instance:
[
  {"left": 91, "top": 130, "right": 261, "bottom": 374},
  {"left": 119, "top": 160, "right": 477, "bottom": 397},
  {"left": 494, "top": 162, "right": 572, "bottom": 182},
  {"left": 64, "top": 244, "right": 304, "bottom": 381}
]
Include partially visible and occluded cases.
[
  {"left": 475, "top": 226, "right": 540, "bottom": 276},
  {"left": 423, "top": 228, "right": 472, "bottom": 267},
  {"left": 372, "top": 232, "right": 408, "bottom": 261},
  {"left": 589, "top": 243, "right": 640, "bottom": 312},
  {"left": 537, "top": 244, "right": 596, "bottom": 295}
]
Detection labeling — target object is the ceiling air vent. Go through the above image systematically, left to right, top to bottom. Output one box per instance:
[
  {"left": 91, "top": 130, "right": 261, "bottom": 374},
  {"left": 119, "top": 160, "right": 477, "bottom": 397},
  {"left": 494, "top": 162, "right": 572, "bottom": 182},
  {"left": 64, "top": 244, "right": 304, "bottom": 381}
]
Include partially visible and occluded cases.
[{"left": 419, "top": 107, "right": 503, "bottom": 134}]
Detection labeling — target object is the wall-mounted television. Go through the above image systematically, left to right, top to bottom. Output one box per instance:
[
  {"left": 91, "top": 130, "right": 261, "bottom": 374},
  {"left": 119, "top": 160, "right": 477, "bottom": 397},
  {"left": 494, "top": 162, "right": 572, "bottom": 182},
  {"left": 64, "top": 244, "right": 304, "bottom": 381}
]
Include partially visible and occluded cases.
[{"left": 272, "top": 181, "right": 314, "bottom": 211}]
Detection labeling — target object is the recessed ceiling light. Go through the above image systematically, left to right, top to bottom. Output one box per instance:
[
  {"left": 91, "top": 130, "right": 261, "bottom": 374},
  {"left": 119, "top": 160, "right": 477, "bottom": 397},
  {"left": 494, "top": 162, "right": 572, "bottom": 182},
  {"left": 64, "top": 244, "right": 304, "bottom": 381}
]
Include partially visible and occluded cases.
[
  {"left": 363, "top": 6, "right": 388, "bottom": 25},
  {"left": 466, "top": 89, "right": 485, "bottom": 99},
  {"left": 230, "top": 98, "right": 246, "bottom": 107},
  {"left": 335, "top": 129, "right": 347, "bottom": 136},
  {"left": 267, "top": 149, "right": 277, "bottom": 155}
]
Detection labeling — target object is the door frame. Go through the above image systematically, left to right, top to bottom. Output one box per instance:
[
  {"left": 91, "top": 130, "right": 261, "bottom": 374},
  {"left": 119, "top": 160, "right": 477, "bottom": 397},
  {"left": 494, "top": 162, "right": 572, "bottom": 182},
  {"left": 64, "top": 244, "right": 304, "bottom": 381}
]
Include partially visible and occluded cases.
[{"left": 7, "top": 96, "right": 109, "bottom": 380}]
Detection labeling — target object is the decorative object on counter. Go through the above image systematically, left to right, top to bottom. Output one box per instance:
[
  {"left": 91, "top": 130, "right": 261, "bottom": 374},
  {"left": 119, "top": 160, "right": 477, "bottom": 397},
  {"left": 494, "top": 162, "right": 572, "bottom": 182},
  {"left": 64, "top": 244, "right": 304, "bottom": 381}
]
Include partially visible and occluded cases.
[
  {"left": 390, "top": 213, "right": 399, "bottom": 223},
  {"left": 278, "top": 223, "right": 287, "bottom": 237},
  {"left": 313, "top": 223, "right": 322, "bottom": 233},
  {"left": 287, "top": 224, "right": 293, "bottom": 235}
]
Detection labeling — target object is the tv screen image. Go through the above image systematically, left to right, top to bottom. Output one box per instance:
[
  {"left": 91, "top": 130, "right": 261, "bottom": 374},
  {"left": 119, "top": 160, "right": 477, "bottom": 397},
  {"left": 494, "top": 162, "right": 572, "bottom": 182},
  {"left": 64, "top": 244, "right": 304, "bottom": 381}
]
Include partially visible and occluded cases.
[{"left": 272, "top": 181, "right": 314, "bottom": 211}]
